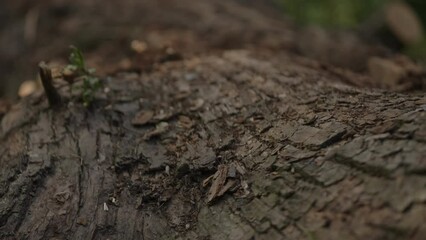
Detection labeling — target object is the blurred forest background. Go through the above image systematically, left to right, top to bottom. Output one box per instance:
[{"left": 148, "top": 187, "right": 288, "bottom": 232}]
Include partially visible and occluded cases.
[
  {"left": 0, "top": 0, "right": 425, "bottom": 104},
  {"left": 278, "top": 0, "right": 426, "bottom": 57},
  {"left": 280, "top": 0, "right": 425, "bottom": 28}
]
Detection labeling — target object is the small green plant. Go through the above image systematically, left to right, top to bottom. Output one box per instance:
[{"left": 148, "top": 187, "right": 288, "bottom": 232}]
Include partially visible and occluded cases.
[
  {"left": 63, "top": 46, "right": 101, "bottom": 107},
  {"left": 68, "top": 46, "right": 85, "bottom": 71},
  {"left": 79, "top": 74, "right": 102, "bottom": 107}
]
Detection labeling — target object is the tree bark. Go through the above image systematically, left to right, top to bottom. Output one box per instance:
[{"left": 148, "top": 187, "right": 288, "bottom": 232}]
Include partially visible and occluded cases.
[
  {"left": 1, "top": 1, "right": 426, "bottom": 240},
  {"left": 1, "top": 50, "right": 425, "bottom": 240}
]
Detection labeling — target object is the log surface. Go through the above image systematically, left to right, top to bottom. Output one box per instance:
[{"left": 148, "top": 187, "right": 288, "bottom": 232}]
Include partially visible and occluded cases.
[{"left": 0, "top": 1, "right": 426, "bottom": 239}]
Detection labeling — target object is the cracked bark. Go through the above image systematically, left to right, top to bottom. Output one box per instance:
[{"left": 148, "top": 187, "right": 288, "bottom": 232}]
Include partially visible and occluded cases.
[
  {"left": 0, "top": 1, "right": 426, "bottom": 240},
  {"left": 1, "top": 51, "right": 425, "bottom": 240}
]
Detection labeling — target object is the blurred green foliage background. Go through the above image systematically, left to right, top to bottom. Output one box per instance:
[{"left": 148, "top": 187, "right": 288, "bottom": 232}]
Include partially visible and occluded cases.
[
  {"left": 277, "top": 0, "right": 387, "bottom": 28},
  {"left": 277, "top": 0, "right": 426, "bottom": 61},
  {"left": 277, "top": 0, "right": 426, "bottom": 28}
]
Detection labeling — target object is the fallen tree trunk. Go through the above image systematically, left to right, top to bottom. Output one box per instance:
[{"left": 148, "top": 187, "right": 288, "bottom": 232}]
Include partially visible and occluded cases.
[
  {"left": 1, "top": 1, "right": 426, "bottom": 240},
  {"left": 1, "top": 50, "right": 425, "bottom": 240}
]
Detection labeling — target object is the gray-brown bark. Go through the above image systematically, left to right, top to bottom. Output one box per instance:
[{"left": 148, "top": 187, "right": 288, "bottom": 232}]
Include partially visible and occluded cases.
[
  {"left": 1, "top": 1, "right": 426, "bottom": 240},
  {"left": 1, "top": 50, "right": 425, "bottom": 240}
]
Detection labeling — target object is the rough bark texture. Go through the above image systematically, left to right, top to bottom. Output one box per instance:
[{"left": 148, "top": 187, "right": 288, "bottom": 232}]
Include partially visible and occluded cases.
[
  {"left": 1, "top": 1, "right": 426, "bottom": 240},
  {"left": 1, "top": 51, "right": 425, "bottom": 240}
]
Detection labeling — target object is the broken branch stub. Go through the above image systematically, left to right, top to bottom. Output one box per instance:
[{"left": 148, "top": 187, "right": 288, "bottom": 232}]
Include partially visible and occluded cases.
[{"left": 38, "top": 62, "right": 62, "bottom": 107}]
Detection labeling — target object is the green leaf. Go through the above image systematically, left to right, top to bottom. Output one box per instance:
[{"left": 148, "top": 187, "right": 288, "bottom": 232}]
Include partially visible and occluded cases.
[
  {"left": 66, "top": 45, "right": 102, "bottom": 107},
  {"left": 69, "top": 45, "right": 85, "bottom": 71},
  {"left": 64, "top": 64, "right": 78, "bottom": 72},
  {"left": 87, "top": 68, "right": 97, "bottom": 74}
]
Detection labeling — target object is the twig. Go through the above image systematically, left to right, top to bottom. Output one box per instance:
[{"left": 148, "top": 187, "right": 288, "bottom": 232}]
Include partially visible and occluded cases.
[{"left": 39, "top": 62, "right": 62, "bottom": 107}]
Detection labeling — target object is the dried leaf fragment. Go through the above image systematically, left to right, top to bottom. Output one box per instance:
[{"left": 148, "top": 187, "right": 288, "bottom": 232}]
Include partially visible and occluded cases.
[
  {"left": 132, "top": 110, "right": 154, "bottom": 126},
  {"left": 143, "top": 122, "right": 170, "bottom": 140},
  {"left": 206, "top": 164, "right": 228, "bottom": 203}
]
